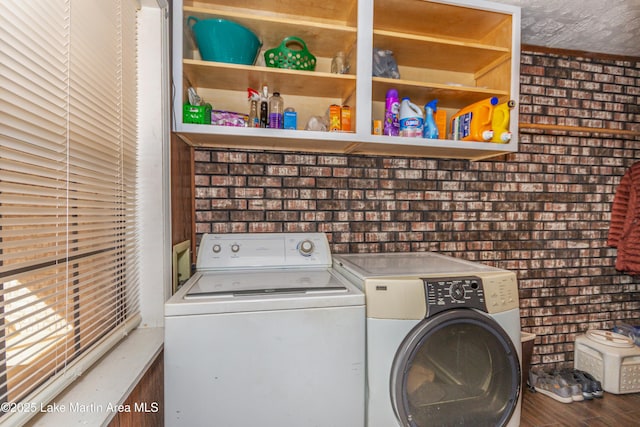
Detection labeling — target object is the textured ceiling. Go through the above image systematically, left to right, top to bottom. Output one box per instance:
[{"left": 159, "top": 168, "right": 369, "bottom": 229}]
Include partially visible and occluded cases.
[{"left": 489, "top": 0, "right": 640, "bottom": 57}]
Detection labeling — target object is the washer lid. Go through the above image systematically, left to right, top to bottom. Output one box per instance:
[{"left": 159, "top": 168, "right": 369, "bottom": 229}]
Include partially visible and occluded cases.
[
  {"left": 333, "top": 252, "right": 502, "bottom": 279},
  {"left": 165, "top": 268, "right": 364, "bottom": 316},
  {"left": 186, "top": 268, "right": 347, "bottom": 298}
]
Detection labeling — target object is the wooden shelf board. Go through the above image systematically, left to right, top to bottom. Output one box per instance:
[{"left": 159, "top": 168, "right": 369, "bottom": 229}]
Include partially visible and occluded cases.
[
  {"left": 186, "top": 0, "right": 358, "bottom": 25},
  {"left": 374, "top": 0, "right": 511, "bottom": 43},
  {"left": 184, "top": 6, "right": 357, "bottom": 58},
  {"left": 374, "top": 30, "right": 509, "bottom": 72},
  {"left": 184, "top": 60, "right": 356, "bottom": 99},
  {"left": 372, "top": 77, "right": 509, "bottom": 109},
  {"left": 175, "top": 125, "right": 516, "bottom": 161},
  {"left": 177, "top": 127, "right": 358, "bottom": 153},
  {"left": 349, "top": 140, "right": 512, "bottom": 160}
]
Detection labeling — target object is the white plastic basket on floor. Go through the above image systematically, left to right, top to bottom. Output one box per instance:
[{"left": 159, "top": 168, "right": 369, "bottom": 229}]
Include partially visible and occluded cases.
[{"left": 574, "top": 330, "right": 640, "bottom": 394}]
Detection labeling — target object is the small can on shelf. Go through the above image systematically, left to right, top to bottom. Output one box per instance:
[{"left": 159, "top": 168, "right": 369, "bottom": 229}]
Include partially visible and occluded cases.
[
  {"left": 329, "top": 104, "right": 341, "bottom": 131},
  {"left": 341, "top": 106, "right": 351, "bottom": 132},
  {"left": 284, "top": 108, "right": 297, "bottom": 130},
  {"left": 372, "top": 120, "right": 383, "bottom": 135}
]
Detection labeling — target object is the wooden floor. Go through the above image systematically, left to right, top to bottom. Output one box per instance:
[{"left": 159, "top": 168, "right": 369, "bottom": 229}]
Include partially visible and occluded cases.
[{"left": 520, "top": 387, "right": 640, "bottom": 427}]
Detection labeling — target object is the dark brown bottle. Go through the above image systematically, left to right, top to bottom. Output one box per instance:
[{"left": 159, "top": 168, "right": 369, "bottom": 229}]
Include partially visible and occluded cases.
[{"left": 260, "top": 101, "right": 268, "bottom": 128}]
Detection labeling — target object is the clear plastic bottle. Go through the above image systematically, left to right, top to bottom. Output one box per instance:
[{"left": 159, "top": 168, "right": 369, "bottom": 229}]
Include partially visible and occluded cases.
[
  {"left": 247, "top": 88, "right": 260, "bottom": 128},
  {"left": 268, "top": 92, "right": 284, "bottom": 129},
  {"left": 248, "top": 99, "right": 259, "bottom": 127}
]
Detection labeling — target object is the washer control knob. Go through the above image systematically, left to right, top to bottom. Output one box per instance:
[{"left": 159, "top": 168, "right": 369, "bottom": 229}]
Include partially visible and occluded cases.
[
  {"left": 298, "top": 239, "right": 315, "bottom": 256},
  {"left": 231, "top": 243, "right": 240, "bottom": 253},
  {"left": 212, "top": 244, "right": 222, "bottom": 253},
  {"left": 450, "top": 283, "right": 465, "bottom": 301}
]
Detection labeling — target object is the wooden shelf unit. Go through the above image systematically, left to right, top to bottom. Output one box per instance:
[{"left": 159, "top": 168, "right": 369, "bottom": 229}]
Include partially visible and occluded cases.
[
  {"left": 173, "top": 0, "right": 521, "bottom": 161},
  {"left": 183, "top": 60, "right": 357, "bottom": 99}
]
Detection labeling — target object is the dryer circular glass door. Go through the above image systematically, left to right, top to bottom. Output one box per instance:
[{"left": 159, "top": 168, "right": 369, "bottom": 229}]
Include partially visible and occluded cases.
[{"left": 390, "top": 309, "right": 520, "bottom": 427}]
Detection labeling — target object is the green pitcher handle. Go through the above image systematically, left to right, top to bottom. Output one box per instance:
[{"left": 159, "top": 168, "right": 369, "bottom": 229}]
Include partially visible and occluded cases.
[{"left": 279, "top": 36, "right": 309, "bottom": 51}]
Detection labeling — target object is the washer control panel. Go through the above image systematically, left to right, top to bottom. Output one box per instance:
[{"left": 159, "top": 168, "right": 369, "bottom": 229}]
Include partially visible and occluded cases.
[
  {"left": 196, "top": 233, "right": 332, "bottom": 270},
  {"left": 424, "top": 276, "right": 486, "bottom": 317}
]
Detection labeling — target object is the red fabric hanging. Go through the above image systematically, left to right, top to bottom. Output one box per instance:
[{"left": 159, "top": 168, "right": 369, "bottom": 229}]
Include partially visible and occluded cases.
[{"left": 608, "top": 161, "right": 640, "bottom": 275}]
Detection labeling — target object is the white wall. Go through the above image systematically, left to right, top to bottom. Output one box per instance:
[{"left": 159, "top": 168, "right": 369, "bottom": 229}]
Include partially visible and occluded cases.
[{"left": 137, "top": 1, "right": 171, "bottom": 327}]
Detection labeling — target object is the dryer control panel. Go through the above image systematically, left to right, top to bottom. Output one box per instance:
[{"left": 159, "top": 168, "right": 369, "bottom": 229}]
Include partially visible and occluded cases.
[
  {"left": 423, "top": 270, "right": 519, "bottom": 316},
  {"left": 424, "top": 276, "right": 486, "bottom": 317}
]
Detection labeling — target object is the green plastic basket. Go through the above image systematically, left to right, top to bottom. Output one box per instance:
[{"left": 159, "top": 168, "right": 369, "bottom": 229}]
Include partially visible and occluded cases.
[{"left": 264, "top": 37, "right": 316, "bottom": 71}]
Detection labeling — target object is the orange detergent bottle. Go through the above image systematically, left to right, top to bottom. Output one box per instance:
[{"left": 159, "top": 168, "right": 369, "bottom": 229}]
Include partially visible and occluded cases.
[
  {"left": 450, "top": 97, "right": 498, "bottom": 141},
  {"left": 491, "top": 100, "right": 516, "bottom": 143}
]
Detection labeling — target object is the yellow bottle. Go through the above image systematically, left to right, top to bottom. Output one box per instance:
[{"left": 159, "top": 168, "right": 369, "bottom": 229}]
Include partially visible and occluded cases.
[
  {"left": 450, "top": 97, "right": 498, "bottom": 142},
  {"left": 491, "top": 100, "right": 516, "bottom": 143}
]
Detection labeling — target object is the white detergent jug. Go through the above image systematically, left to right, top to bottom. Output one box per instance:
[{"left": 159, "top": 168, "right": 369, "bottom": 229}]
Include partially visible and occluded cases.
[{"left": 399, "top": 97, "right": 423, "bottom": 137}]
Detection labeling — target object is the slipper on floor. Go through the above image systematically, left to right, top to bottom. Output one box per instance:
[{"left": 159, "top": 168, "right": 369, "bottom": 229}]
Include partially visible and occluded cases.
[
  {"left": 528, "top": 367, "right": 573, "bottom": 404},
  {"left": 560, "top": 368, "right": 594, "bottom": 400},
  {"left": 553, "top": 370, "right": 585, "bottom": 401},
  {"left": 579, "top": 370, "right": 604, "bottom": 398}
]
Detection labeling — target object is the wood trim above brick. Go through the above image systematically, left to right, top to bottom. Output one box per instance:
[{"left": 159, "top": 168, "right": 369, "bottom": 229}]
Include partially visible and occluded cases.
[
  {"left": 522, "top": 44, "right": 640, "bottom": 62},
  {"left": 519, "top": 122, "right": 640, "bottom": 137}
]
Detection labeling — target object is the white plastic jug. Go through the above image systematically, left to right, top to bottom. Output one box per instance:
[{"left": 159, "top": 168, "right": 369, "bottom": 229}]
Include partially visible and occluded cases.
[{"left": 399, "top": 97, "right": 423, "bottom": 137}]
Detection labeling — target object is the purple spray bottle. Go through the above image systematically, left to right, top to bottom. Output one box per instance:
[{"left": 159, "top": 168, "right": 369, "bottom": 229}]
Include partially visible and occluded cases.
[{"left": 384, "top": 88, "right": 400, "bottom": 136}]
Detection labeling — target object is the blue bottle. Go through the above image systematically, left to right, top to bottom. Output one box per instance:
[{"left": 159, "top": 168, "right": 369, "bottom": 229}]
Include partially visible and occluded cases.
[{"left": 423, "top": 99, "right": 439, "bottom": 139}]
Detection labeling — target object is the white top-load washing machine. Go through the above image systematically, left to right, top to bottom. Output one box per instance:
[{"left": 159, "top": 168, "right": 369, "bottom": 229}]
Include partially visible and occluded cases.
[
  {"left": 165, "top": 233, "right": 365, "bottom": 427},
  {"left": 333, "top": 252, "right": 522, "bottom": 427}
]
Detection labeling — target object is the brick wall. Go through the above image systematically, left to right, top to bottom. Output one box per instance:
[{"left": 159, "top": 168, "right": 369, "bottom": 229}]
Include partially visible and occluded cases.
[{"left": 193, "top": 49, "right": 640, "bottom": 368}]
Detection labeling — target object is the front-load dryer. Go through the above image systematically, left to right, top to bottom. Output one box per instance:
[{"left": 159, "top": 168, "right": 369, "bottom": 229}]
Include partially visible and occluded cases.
[{"left": 333, "top": 252, "right": 522, "bottom": 427}]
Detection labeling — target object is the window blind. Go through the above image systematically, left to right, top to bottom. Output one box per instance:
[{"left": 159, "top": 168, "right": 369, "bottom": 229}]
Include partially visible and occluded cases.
[{"left": 0, "top": 0, "right": 140, "bottom": 421}]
